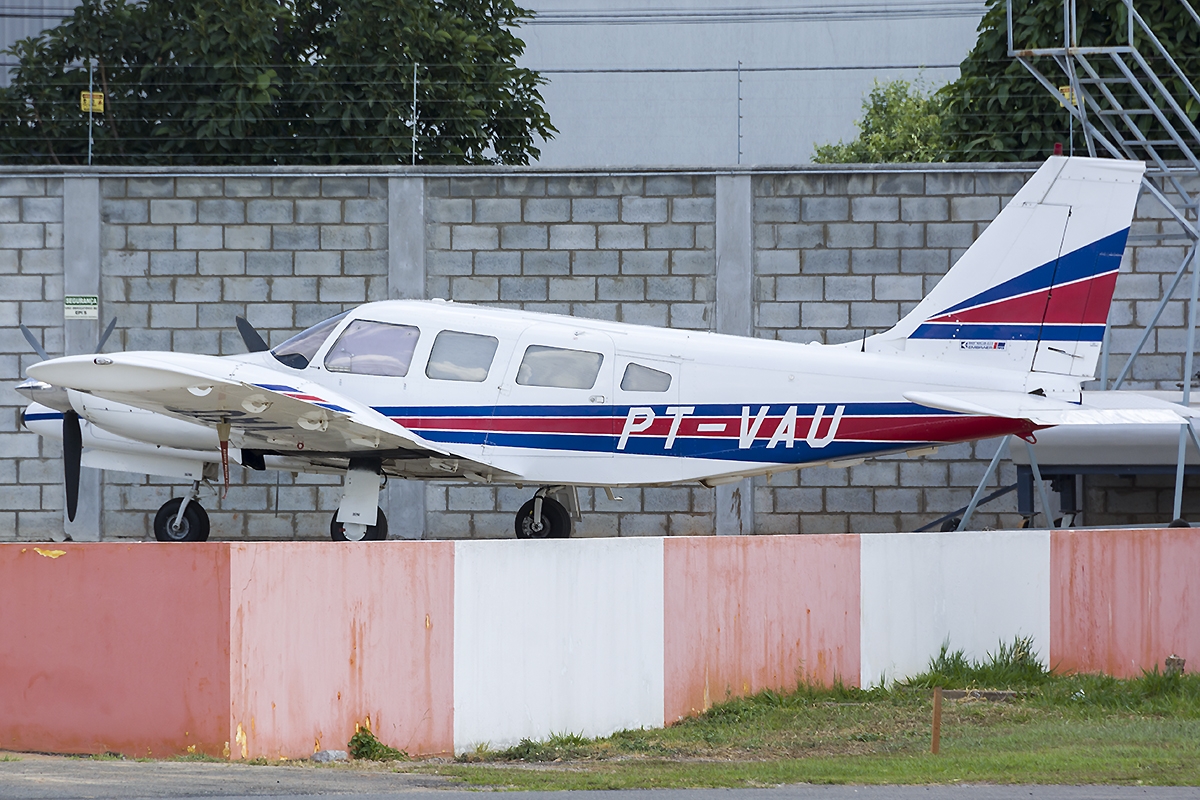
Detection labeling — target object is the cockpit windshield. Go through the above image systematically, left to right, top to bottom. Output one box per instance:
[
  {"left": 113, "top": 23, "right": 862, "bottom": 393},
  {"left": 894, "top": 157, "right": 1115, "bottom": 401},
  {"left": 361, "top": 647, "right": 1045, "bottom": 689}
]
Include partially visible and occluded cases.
[{"left": 271, "top": 312, "right": 349, "bottom": 369}]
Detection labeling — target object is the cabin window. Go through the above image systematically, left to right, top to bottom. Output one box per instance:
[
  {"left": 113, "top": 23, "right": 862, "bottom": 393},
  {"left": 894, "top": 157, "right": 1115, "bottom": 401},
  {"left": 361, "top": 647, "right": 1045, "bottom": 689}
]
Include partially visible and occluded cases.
[
  {"left": 271, "top": 311, "right": 349, "bottom": 369},
  {"left": 324, "top": 320, "right": 420, "bottom": 377},
  {"left": 426, "top": 330, "right": 499, "bottom": 382},
  {"left": 516, "top": 345, "right": 604, "bottom": 389},
  {"left": 620, "top": 362, "right": 672, "bottom": 392}
]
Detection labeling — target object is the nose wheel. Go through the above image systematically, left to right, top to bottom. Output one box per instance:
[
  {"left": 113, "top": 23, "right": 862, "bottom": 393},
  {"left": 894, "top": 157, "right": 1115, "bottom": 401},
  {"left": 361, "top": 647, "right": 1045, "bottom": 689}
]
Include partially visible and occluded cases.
[
  {"left": 153, "top": 483, "right": 210, "bottom": 542},
  {"left": 515, "top": 493, "right": 572, "bottom": 539}
]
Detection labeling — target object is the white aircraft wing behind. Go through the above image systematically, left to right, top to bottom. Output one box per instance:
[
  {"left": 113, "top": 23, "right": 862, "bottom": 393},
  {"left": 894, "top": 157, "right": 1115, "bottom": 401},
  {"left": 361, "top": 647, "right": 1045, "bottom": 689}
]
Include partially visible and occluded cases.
[
  {"left": 27, "top": 352, "right": 511, "bottom": 470},
  {"left": 904, "top": 390, "right": 1196, "bottom": 426}
]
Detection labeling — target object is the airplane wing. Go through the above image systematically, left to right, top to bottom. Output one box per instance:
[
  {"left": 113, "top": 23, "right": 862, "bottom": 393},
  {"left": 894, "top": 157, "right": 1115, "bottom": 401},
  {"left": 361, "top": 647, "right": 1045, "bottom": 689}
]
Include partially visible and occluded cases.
[
  {"left": 27, "top": 352, "right": 517, "bottom": 475},
  {"left": 904, "top": 390, "right": 1195, "bottom": 426}
]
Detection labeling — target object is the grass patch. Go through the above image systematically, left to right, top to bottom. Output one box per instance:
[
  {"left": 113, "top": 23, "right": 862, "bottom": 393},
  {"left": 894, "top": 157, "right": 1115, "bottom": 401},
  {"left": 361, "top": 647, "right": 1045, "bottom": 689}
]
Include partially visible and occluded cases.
[
  {"left": 408, "top": 638, "right": 1200, "bottom": 790},
  {"left": 348, "top": 728, "right": 408, "bottom": 762},
  {"left": 71, "top": 752, "right": 126, "bottom": 761},
  {"left": 168, "top": 753, "right": 225, "bottom": 762},
  {"left": 0, "top": 755, "right": 20, "bottom": 762}
]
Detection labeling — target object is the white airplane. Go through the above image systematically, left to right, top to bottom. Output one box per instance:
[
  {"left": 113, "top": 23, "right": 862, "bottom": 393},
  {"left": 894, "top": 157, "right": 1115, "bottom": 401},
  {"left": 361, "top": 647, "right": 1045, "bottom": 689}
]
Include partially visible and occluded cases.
[{"left": 17, "top": 156, "right": 1193, "bottom": 542}]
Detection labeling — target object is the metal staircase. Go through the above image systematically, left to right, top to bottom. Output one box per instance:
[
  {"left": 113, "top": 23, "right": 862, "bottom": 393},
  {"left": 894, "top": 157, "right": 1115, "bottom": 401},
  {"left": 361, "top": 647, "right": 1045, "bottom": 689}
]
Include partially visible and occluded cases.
[
  {"left": 995, "top": 0, "right": 1200, "bottom": 523},
  {"left": 1009, "top": 0, "right": 1199, "bottom": 238}
]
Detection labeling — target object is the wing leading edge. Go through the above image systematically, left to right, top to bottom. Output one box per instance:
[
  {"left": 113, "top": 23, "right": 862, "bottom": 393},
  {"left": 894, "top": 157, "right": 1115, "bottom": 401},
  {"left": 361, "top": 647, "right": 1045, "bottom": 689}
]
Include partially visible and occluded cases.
[{"left": 27, "top": 352, "right": 519, "bottom": 477}]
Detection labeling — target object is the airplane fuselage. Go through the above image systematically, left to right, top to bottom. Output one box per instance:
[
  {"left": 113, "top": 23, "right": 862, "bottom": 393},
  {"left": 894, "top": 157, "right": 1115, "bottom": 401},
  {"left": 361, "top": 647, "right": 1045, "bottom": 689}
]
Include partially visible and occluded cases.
[{"left": 210, "top": 300, "right": 1055, "bottom": 486}]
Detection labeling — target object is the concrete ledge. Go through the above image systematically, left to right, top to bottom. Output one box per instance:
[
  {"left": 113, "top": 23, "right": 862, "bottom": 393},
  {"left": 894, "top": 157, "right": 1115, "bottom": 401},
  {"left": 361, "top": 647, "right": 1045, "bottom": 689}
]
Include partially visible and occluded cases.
[
  {"left": 0, "top": 163, "right": 1043, "bottom": 178},
  {"left": 1051, "top": 528, "right": 1199, "bottom": 677},
  {"left": 0, "top": 530, "right": 1194, "bottom": 759},
  {"left": 0, "top": 542, "right": 453, "bottom": 759}
]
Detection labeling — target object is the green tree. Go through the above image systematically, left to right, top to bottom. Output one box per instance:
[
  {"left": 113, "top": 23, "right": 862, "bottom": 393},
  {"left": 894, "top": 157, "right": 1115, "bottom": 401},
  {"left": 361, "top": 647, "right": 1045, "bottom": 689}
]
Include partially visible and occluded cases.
[
  {"left": 0, "top": 0, "right": 554, "bottom": 165},
  {"left": 815, "top": 0, "right": 1200, "bottom": 163},
  {"left": 940, "top": 0, "right": 1200, "bottom": 161},
  {"left": 812, "top": 79, "right": 947, "bottom": 164}
]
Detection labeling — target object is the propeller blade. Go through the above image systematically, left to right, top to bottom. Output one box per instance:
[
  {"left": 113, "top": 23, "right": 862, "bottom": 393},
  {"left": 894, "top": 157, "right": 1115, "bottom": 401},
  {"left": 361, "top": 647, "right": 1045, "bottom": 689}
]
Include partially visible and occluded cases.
[
  {"left": 96, "top": 317, "right": 118, "bottom": 353},
  {"left": 236, "top": 317, "right": 270, "bottom": 353},
  {"left": 19, "top": 324, "right": 50, "bottom": 361},
  {"left": 63, "top": 410, "right": 82, "bottom": 523}
]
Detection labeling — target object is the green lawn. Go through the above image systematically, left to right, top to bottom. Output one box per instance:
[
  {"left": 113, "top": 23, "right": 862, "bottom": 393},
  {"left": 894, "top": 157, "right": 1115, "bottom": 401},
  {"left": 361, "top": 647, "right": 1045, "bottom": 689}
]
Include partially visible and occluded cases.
[{"left": 399, "top": 639, "right": 1200, "bottom": 790}]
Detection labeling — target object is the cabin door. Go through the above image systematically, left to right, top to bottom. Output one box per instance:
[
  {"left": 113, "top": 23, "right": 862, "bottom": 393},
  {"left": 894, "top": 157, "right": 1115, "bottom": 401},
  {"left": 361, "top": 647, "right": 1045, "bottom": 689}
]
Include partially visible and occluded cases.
[{"left": 487, "top": 323, "right": 615, "bottom": 458}]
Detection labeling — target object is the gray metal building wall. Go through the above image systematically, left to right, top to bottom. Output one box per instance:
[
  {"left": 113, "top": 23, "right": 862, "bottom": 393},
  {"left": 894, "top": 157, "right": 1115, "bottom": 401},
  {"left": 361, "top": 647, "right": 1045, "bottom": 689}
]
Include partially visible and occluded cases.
[
  {"left": 0, "top": 1, "right": 77, "bottom": 88},
  {"left": 0, "top": 164, "right": 1190, "bottom": 542}
]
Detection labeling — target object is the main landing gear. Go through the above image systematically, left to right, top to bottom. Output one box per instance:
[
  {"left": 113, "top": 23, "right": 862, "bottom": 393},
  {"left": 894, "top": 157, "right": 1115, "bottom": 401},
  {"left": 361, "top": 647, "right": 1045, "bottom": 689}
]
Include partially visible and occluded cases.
[
  {"left": 330, "top": 458, "right": 388, "bottom": 542},
  {"left": 153, "top": 460, "right": 391, "bottom": 543},
  {"left": 153, "top": 481, "right": 210, "bottom": 542},
  {"left": 515, "top": 487, "right": 573, "bottom": 539},
  {"left": 331, "top": 508, "right": 388, "bottom": 541}
]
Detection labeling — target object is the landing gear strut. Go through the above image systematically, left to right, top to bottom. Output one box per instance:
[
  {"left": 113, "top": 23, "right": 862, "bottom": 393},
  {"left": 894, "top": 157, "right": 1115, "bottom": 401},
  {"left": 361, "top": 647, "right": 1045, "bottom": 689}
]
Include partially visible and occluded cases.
[
  {"left": 153, "top": 481, "right": 210, "bottom": 542},
  {"left": 515, "top": 487, "right": 572, "bottom": 539}
]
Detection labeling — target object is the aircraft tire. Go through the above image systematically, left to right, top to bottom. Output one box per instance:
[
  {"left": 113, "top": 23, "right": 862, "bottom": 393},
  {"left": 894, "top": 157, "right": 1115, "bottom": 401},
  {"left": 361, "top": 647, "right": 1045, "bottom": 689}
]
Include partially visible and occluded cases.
[
  {"left": 514, "top": 497, "right": 571, "bottom": 539},
  {"left": 153, "top": 498, "right": 211, "bottom": 543},
  {"left": 330, "top": 508, "right": 389, "bottom": 542}
]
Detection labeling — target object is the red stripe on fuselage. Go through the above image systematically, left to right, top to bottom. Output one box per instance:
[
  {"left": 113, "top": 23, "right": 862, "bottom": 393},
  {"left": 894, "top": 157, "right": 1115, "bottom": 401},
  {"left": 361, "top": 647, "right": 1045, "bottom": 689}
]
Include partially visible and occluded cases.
[{"left": 394, "top": 413, "right": 1034, "bottom": 445}]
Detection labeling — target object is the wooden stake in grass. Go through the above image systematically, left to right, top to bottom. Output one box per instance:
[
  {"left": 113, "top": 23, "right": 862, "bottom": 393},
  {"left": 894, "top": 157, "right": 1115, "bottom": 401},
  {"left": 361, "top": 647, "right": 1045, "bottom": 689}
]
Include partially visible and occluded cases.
[{"left": 931, "top": 686, "right": 942, "bottom": 755}]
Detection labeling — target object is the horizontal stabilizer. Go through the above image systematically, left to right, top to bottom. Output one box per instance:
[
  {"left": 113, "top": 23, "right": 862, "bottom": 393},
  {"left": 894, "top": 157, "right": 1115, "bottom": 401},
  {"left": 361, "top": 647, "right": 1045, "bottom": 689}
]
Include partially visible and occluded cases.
[{"left": 904, "top": 390, "right": 1194, "bottom": 426}]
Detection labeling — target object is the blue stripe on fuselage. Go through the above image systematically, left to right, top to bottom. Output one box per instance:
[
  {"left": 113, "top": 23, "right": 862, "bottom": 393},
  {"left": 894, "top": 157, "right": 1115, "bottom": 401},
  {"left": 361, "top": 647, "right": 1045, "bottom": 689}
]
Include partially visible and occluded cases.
[{"left": 387, "top": 401, "right": 974, "bottom": 465}]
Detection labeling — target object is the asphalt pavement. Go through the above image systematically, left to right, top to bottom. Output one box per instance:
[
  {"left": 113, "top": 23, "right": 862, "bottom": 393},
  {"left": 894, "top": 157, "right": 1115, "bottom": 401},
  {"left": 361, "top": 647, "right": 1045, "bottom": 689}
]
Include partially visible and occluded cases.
[{"left": 1, "top": 755, "right": 1198, "bottom": 800}]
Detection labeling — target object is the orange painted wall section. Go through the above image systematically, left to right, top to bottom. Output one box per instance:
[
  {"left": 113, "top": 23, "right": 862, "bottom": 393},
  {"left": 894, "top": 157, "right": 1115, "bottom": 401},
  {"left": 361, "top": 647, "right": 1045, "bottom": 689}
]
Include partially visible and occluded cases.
[
  {"left": 1051, "top": 528, "right": 1200, "bottom": 677},
  {"left": 662, "top": 535, "right": 860, "bottom": 724},
  {"left": 227, "top": 542, "right": 455, "bottom": 759},
  {"left": 0, "top": 543, "right": 231, "bottom": 757}
]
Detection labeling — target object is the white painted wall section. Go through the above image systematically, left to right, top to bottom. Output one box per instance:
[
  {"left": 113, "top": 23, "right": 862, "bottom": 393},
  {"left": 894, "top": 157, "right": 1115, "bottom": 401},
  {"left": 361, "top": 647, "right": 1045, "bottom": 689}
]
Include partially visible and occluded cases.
[
  {"left": 859, "top": 531, "right": 1050, "bottom": 688},
  {"left": 453, "top": 538, "right": 665, "bottom": 753}
]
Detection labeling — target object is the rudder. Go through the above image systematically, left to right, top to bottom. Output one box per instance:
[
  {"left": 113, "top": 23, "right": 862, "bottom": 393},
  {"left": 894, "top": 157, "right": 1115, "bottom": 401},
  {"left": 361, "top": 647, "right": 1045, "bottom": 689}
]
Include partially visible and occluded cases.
[{"left": 869, "top": 156, "right": 1144, "bottom": 378}]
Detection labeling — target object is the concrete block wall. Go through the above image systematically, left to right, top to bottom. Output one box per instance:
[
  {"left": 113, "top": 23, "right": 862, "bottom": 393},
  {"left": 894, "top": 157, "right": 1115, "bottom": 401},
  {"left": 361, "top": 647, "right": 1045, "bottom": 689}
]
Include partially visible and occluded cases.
[
  {"left": 0, "top": 165, "right": 1193, "bottom": 541},
  {"left": 98, "top": 176, "right": 390, "bottom": 540},
  {"left": 2, "top": 177, "right": 65, "bottom": 542}
]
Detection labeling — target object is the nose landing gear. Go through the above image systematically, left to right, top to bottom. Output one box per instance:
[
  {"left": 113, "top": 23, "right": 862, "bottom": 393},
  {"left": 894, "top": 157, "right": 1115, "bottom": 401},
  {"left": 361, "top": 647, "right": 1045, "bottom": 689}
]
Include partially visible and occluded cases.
[
  {"left": 153, "top": 480, "right": 210, "bottom": 542},
  {"left": 515, "top": 487, "right": 573, "bottom": 539}
]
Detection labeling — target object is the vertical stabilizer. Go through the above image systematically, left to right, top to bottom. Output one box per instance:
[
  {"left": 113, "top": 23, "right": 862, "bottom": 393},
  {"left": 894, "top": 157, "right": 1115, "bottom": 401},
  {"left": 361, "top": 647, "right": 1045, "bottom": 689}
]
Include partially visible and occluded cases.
[{"left": 871, "top": 156, "right": 1144, "bottom": 378}]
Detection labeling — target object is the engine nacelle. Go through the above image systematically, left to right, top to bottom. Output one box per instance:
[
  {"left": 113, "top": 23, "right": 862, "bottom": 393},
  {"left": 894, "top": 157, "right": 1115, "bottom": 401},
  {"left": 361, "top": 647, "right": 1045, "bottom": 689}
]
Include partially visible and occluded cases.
[
  {"left": 70, "top": 391, "right": 220, "bottom": 451},
  {"left": 23, "top": 401, "right": 223, "bottom": 481}
]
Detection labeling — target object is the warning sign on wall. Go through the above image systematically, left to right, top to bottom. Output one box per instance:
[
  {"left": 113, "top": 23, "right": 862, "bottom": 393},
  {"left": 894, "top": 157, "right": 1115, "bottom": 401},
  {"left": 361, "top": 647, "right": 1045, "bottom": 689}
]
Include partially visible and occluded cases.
[{"left": 64, "top": 295, "right": 99, "bottom": 319}]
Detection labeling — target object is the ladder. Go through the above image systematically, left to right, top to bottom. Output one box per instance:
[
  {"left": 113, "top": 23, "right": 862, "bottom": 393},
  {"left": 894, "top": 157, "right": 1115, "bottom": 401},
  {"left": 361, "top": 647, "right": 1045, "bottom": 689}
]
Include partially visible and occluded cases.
[{"left": 1006, "top": 0, "right": 1200, "bottom": 521}]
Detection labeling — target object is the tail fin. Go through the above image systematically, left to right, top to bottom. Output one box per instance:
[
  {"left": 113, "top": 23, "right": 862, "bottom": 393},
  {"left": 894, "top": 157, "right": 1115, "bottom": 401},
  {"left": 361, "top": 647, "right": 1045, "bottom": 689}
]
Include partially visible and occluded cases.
[{"left": 872, "top": 156, "right": 1144, "bottom": 378}]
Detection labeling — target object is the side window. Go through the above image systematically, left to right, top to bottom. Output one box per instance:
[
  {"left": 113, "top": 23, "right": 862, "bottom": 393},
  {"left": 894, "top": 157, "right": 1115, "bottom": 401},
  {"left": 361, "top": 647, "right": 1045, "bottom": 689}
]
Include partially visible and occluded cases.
[
  {"left": 324, "top": 320, "right": 420, "bottom": 377},
  {"left": 426, "top": 330, "right": 499, "bottom": 382},
  {"left": 516, "top": 345, "right": 604, "bottom": 389},
  {"left": 621, "top": 362, "right": 672, "bottom": 392}
]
